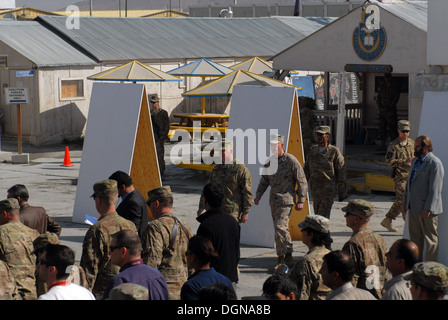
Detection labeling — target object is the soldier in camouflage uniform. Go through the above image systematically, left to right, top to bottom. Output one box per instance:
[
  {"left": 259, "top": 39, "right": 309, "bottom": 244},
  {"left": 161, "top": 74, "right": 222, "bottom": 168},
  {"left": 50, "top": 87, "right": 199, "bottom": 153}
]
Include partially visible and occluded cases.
[
  {"left": 377, "top": 73, "right": 400, "bottom": 150},
  {"left": 150, "top": 94, "right": 170, "bottom": 177},
  {"left": 381, "top": 120, "right": 414, "bottom": 232},
  {"left": 304, "top": 125, "right": 347, "bottom": 219},
  {"left": 255, "top": 134, "right": 308, "bottom": 269},
  {"left": 197, "top": 140, "right": 253, "bottom": 223},
  {"left": 80, "top": 180, "right": 138, "bottom": 298},
  {"left": 141, "top": 186, "right": 193, "bottom": 300},
  {"left": 0, "top": 198, "right": 39, "bottom": 300},
  {"left": 342, "top": 200, "right": 389, "bottom": 299},
  {"left": 289, "top": 215, "right": 332, "bottom": 300},
  {"left": 0, "top": 259, "right": 19, "bottom": 300},
  {"left": 405, "top": 261, "right": 448, "bottom": 300}
]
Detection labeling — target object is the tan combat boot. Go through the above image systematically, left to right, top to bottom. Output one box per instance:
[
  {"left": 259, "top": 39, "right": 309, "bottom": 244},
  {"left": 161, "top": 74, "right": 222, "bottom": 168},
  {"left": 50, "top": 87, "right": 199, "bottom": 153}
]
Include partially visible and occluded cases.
[{"left": 380, "top": 217, "right": 398, "bottom": 232}]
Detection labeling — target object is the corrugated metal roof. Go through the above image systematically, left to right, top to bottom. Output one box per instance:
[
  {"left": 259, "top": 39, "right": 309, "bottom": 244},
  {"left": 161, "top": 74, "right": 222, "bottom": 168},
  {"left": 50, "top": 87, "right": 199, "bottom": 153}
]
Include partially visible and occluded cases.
[
  {"left": 374, "top": 0, "right": 427, "bottom": 32},
  {"left": 37, "top": 16, "right": 334, "bottom": 62},
  {"left": 0, "top": 20, "right": 98, "bottom": 67}
]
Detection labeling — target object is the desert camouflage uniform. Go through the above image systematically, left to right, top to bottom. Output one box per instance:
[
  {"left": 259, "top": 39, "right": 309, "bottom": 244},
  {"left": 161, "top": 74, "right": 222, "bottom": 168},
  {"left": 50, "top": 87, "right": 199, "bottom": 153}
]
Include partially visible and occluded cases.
[
  {"left": 151, "top": 108, "right": 170, "bottom": 175},
  {"left": 385, "top": 137, "right": 414, "bottom": 219},
  {"left": 304, "top": 144, "right": 347, "bottom": 218},
  {"left": 256, "top": 153, "right": 308, "bottom": 256},
  {"left": 198, "top": 159, "right": 253, "bottom": 221},
  {"left": 80, "top": 211, "right": 137, "bottom": 298},
  {"left": 141, "top": 212, "right": 192, "bottom": 300},
  {"left": 0, "top": 219, "right": 39, "bottom": 300},
  {"left": 342, "top": 227, "right": 389, "bottom": 299},
  {"left": 289, "top": 246, "right": 332, "bottom": 300},
  {"left": 0, "top": 257, "right": 20, "bottom": 299}
]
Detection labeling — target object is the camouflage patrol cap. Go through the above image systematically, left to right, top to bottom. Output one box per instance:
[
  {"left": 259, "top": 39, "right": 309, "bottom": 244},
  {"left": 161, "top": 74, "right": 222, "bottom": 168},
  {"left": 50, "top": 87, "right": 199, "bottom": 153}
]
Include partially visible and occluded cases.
[
  {"left": 150, "top": 94, "right": 159, "bottom": 103},
  {"left": 398, "top": 120, "right": 410, "bottom": 131},
  {"left": 315, "top": 125, "right": 331, "bottom": 134},
  {"left": 269, "top": 134, "right": 284, "bottom": 144},
  {"left": 91, "top": 179, "right": 118, "bottom": 198},
  {"left": 147, "top": 186, "right": 172, "bottom": 203},
  {"left": 0, "top": 198, "right": 20, "bottom": 211},
  {"left": 342, "top": 199, "right": 374, "bottom": 217},
  {"left": 298, "top": 215, "right": 330, "bottom": 233},
  {"left": 32, "top": 232, "right": 60, "bottom": 254},
  {"left": 405, "top": 261, "right": 448, "bottom": 292},
  {"left": 109, "top": 283, "right": 149, "bottom": 300}
]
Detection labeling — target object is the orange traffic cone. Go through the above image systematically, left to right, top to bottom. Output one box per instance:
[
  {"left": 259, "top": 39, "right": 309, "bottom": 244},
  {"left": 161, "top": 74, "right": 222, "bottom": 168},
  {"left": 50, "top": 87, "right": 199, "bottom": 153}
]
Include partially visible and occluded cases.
[{"left": 60, "top": 146, "right": 75, "bottom": 167}]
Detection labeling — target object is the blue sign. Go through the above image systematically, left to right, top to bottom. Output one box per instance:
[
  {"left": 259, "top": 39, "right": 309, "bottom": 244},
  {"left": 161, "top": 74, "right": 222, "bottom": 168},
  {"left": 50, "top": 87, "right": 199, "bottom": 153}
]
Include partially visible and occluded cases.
[
  {"left": 352, "top": 9, "right": 387, "bottom": 61},
  {"left": 16, "top": 70, "right": 34, "bottom": 77},
  {"left": 291, "top": 75, "right": 315, "bottom": 99}
]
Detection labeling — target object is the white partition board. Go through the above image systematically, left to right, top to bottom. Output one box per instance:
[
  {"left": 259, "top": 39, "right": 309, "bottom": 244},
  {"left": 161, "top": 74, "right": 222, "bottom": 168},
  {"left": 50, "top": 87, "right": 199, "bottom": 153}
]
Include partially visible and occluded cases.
[
  {"left": 72, "top": 83, "right": 147, "bottom": 223},
  {"left": 228, "top": 85, "right": 297, "bottom": 247},
  {"left": 407, "top": 91, "right": 448, "bottom": 265}
]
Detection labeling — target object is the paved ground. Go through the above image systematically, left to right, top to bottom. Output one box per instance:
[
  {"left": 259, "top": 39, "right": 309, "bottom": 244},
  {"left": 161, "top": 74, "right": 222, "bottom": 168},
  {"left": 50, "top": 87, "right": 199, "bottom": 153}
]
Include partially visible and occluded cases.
[{"left": 0, "top": 141, "right": 405, "bottom": 299}]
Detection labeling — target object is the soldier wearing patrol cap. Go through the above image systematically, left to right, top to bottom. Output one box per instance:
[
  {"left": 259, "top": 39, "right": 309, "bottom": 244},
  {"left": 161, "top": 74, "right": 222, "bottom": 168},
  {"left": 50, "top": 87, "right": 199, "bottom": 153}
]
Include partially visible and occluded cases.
[
  {"left": 150, "top": 93, "right": 169, "bottom": 178},
  {"left": 382, "top": 120, "right": 414, "bottom": 232},
  {"left": 304, "top": 125, "right": 347, "bottom": 219},
  {"left": 255, "top": 133, "right": 308, "bottom": 270},
  {"left": 197, "top": 138, "right": 253, "bottom": 223},
  {"left": 80, "top": 179, "right": 137, "bottom": 298},
  {"left": 141, "top": 186, "right": 193, "bottom": 300},
  {"left": 0, "top": 198, "right": 40, "bottom": 300},
  {"left": 342, "top": 199, "right": 389, "bottom": 299},
  {"left": 289, "top": 215, "right": 332, "bottom": 300},
  {"left": 406, "top": 261, "right": 448, "bottom": 300},
  {"left": 109, "top": 283, "right": 149, "bottom": 300}
]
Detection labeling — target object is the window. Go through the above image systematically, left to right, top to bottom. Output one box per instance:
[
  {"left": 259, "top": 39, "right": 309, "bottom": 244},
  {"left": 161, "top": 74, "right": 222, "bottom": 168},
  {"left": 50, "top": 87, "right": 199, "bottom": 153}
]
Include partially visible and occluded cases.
[{"left": 60, "top": 79, "right": 84, "bottom": 100}]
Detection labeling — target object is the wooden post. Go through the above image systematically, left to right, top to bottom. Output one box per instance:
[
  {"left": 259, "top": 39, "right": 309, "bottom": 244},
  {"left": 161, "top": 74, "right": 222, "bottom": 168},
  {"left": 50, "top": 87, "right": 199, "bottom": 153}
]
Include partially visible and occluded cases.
[{"left": 17, "top": 104, "right": 22, "bottom": 154}]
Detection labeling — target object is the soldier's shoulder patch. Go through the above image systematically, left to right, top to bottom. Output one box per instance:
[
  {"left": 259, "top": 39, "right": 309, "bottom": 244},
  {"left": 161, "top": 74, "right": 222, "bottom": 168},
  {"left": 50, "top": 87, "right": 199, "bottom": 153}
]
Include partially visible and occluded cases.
[{"left": 386, "top": 151, "right": 394, "bottom": 160}]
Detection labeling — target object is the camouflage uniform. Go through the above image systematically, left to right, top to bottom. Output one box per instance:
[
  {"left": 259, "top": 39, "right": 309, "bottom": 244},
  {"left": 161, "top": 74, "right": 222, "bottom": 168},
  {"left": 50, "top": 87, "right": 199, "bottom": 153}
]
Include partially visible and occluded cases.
[
  {"left": 377, "top": 75, "right": 400, "bottom": 145},
  {"left": 151, "top": 101, "right": 170, "bottom": 176},
  {"left": 384, "top": 122, "right": 414, "bottom": 222},
  {"left": 304, "top": 142, "right": 347, "bottom": 219},
  {"left": 256, "top": 144, "right": 308, "bottom": 258},
  {"left": 198, "top": 158, "right": 253, "bottom": 221},
  {"left": 80, "top": 180, "right": 138, "bottom": 298},
  {"left": 142, "top": 186, "right": 193, "bottom": 300},
  {"left": 0, "top": 200, "right": 40, "bottom": 300},
  {"left": 342, "top": 200, "right": 388, "bottom": 299},
  {"left": 141, "top": 213, "right": 192, "bottom": 300},
  {"left": 290, "top": 215, "right": 332, "bottom": 300},
  {"left": 289, "top": 246, "right": 331, "bottom": 300},
  {"left": 0, "top": 258, "right": 20, "bottom": 300},
  {"left": 405, "top": 261, "right": 448, "bottom": 296}
]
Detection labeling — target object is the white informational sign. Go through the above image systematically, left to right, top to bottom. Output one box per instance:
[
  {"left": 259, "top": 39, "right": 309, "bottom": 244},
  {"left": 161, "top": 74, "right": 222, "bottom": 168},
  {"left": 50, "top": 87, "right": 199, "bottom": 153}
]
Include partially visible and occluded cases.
[
  {"left": 72, "top": 83, "right": 149, "bottom": 224},
  {"left": 228, "top": 85, "right": 298, "bottom": 247},
  {"left": 5, "top": 87, "right": 28, "bottom": 104},
  {"left": 409, "top": 91, "right": 448, "bottom": 265}
]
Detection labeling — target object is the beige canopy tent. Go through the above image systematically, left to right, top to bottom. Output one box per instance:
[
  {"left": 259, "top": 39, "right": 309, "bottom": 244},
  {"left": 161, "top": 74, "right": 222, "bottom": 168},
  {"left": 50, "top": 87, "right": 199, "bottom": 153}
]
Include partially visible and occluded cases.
[
  {"left": 230, "top": 56, "right": 273, "bottom": 74},
  {"left": 168, "top": 58, "right": 234, "bottom": 114},
  {"left": 87, "top": 60, "right": 182, "bottom": 82},
  {"left": 182, "top": 69, "right": 300, "bottom": 97}
]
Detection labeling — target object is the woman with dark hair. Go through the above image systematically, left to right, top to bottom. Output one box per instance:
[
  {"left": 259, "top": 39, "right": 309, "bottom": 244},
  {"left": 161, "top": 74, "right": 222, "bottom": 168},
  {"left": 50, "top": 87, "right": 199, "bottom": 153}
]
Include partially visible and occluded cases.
[{"left": 180, "top": 236, "right": 235, "bottom": 300}]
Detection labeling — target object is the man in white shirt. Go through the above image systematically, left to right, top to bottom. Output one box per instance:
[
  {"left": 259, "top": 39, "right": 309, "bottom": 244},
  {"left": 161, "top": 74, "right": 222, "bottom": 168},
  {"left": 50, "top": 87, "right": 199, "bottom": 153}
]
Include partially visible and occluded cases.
[
  {"left": 382, "top": 239, "right": 419, "bottom": 300},
  {"left": 38, "top": 244, "right": 95, "bottom": 300},
  {"left": 320, "top": 250, "right": 376, "bottom": 300}
]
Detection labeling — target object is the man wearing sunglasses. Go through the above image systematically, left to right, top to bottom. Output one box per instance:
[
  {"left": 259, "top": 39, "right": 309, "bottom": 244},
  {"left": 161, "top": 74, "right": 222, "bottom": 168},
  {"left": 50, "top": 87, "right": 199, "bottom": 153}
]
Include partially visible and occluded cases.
[{"left": 382, "top": 120, "right": 414, "bottom": 232}]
